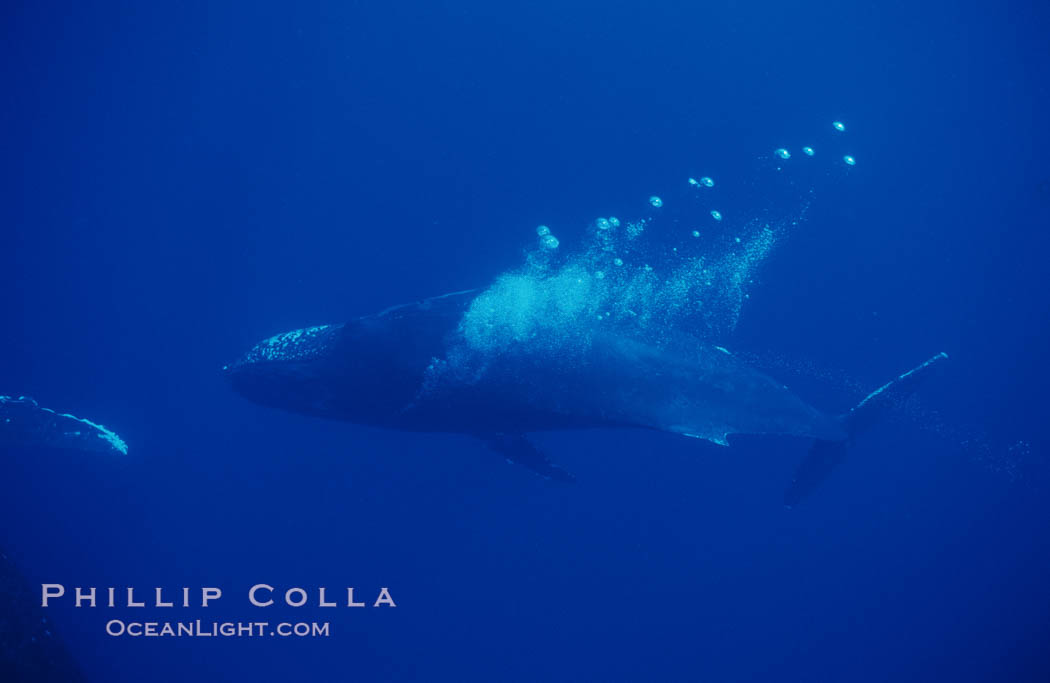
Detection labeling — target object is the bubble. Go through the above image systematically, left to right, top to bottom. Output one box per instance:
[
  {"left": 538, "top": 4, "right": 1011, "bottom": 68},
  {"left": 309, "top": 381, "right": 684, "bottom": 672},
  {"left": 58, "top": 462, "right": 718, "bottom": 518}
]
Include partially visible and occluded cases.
[
  {"left": 833, "top": 121, "right": 845, "bottom": 132},
  {"left": 446, "top": 131, "right": 803, "bottom": 383},
  {"left": 802, "top": 146, "right": 815, "bottom": 156},
  {"left": 774, "top": 148, "right": 790, "bottom": 159},
  {"left": 843, "top": 155, "right": 856, "bottom": 166},
  {"left": 536, "top": 225, "right": 550, "bottom": 237}
]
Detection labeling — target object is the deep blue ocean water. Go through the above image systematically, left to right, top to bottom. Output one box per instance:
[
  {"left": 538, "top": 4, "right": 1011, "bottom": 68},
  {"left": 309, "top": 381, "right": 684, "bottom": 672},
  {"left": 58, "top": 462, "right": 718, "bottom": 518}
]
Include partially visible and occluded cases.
[{"left": 3, "top": 1, "right": 1049, "bottom": 681}]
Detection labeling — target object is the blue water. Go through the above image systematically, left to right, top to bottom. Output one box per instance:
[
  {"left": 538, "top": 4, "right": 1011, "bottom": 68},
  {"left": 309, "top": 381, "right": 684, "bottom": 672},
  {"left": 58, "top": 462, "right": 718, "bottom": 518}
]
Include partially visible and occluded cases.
[{"left": 3, "top": 1, "right": 1049, "bottom": 681}]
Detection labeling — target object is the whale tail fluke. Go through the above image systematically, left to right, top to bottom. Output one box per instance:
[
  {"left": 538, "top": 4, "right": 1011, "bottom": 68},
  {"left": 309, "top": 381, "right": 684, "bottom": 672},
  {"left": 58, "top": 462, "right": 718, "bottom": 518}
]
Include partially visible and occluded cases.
[{"left": 784, "top": 352, "right": 950, "bottom": 507}]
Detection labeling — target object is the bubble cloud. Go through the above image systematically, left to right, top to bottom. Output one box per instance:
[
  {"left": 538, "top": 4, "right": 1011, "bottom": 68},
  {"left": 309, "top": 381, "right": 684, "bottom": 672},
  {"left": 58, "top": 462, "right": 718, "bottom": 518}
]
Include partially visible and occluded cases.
[{"left": 434, "top": 125, "right": 839, "bottom": 386}]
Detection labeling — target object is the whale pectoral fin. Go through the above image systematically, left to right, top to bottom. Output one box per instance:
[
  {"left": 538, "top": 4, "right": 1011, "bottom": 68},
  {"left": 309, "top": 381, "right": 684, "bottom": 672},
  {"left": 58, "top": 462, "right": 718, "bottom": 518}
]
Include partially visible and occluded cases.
[
  {"left": 0, "top": 395, "right": 128, "bottom": 455},
  {"left": 480, "top": 433, "right": 576, "bottom": 483}
]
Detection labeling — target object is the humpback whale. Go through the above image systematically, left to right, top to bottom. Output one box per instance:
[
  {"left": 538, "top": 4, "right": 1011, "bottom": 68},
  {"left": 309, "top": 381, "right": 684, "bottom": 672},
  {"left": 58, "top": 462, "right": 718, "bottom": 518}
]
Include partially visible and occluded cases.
[
  {"left": 223, "top": 290, "right": 947, "bottom": 503},
  {"left": 0, "top": 395, "right": 127, "bottom": 455},
  {"left": 0, "top": 395, "right": 124, "bottom": 681}
]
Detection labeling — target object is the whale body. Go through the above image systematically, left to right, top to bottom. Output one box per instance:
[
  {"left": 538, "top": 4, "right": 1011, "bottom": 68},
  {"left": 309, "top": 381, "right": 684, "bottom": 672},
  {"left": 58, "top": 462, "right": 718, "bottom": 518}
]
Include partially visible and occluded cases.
[{"left": 224, "top": 290, "right": 947, "bottom": 502}]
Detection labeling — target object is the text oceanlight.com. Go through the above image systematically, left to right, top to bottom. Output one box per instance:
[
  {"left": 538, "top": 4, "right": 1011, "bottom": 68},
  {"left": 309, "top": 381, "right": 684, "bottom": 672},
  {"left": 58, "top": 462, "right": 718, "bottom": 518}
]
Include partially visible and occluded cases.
[{"left": 105, "top": 620, "right": 330, "bottom": 638}]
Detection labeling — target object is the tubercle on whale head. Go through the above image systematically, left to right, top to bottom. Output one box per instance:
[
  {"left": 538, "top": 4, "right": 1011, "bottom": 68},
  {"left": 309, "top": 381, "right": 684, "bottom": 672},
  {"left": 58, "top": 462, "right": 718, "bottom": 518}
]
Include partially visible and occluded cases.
[
  {"left": 223, "top": 315, "right": 439, "bottom": 426},
  {"left": 222, "top": 323, "right": 345, "bottom": 408},
  {"left": 223, "top": 324, "right": 339, "bottom": 373}
]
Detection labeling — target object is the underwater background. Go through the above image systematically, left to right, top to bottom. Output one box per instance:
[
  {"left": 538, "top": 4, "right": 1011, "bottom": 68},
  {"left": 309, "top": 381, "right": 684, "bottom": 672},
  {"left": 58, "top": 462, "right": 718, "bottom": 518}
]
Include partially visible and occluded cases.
[{"left": 2, "top": 0, "right": 1049, "bottom": 681}]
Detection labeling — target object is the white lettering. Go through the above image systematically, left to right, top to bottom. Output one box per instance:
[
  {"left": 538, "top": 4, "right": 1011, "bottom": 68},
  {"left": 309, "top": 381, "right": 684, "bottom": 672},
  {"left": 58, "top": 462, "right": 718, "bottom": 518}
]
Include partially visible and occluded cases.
[
  {"left": 41, "top": 584, "right": 64, "bottom": 607},
  {"left": 249, "top": 584, "right": 274, "bottom": 607},
  {"left": 74, "top": 586, "right": 95, "bottom": 608},
  {"left": 155, "top": 587, "right": 173, "bottom": 608},
  {"left": 202, "top": 587, "right": 222, "bottom": 607},
  {"left": 374, "top": 587, "right": 396, "bottom": 607},
  {"left": 127, "top": 588, "right": 144, "bottom": 608},
  {"left": 285, "top": 588, "right": 307, "bottom": 607}
]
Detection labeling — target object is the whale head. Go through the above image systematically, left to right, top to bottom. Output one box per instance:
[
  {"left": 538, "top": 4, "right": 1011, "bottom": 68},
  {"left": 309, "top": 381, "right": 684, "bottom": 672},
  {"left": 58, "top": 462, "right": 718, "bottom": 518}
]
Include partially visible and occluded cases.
[
  {"left": 224, "top": 291, "right": 476, "bottom": 427},
  {"left": 223, "top": 324, "right": 346, "bottom": 415}
]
